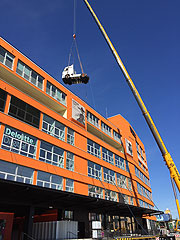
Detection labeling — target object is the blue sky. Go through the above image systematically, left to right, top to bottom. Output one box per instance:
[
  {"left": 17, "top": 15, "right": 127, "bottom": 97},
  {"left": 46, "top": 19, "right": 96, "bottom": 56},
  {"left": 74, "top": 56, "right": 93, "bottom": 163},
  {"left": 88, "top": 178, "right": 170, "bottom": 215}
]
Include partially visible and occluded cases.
[{"left": 1, "top": 0, "right": 180, "bottom": 218}]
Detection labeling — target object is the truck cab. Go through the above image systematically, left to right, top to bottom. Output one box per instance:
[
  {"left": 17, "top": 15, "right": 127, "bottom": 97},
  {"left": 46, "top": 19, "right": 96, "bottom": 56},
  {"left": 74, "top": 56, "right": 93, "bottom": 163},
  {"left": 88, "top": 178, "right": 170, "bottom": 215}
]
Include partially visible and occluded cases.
[{"left": 62, "top": 64, "right": 89, "bottom": 85}]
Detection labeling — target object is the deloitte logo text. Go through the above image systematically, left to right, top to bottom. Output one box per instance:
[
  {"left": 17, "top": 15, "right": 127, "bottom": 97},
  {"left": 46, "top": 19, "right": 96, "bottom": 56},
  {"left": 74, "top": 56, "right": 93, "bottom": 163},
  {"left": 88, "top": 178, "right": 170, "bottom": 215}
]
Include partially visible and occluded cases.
[{"left": 5, "top": 127, "right": 35, "bottom": 145}]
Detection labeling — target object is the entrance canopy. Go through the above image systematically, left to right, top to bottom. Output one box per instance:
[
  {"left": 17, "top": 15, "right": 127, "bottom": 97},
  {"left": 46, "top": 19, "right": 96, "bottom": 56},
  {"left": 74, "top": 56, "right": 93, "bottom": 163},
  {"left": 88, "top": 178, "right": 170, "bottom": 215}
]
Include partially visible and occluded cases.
[{"left": 0, "top": 179, "right": 162, "bottom": 217}]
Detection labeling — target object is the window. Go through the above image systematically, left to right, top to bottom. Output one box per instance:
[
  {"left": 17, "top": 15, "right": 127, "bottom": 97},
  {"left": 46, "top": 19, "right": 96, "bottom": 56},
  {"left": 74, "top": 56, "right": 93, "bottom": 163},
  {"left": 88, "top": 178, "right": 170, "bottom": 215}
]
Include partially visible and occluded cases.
[
  {"left": 0, "top": 46, "right": 14, "bottom": 69},
  {"left": 16, "top": 60, "right": 44, "bottom": 89},
  {"left": 46, "top": 81, "right": 66, "bottom": 106},
  {"left": 0, "top": 88, "right": 7, "bottom": 112},
  {"left": 9, "top": 96, "right": 40, "bottom": 128},
  {"left": 87, "top": 111, "right": 99, "bottom": 128},
  {"left": 42, "top": 114, "right": 65, "bottom": 141},
  {"left": 101, "top": 122, "right": 111, "bottom": 136},
  {"left": 1, "top": 126, "right": 37, "bottom": 158},
  {"left": 130, "top": 126, "right": 136, "bottom": 138},
  {"left": 67, "top": 128, "right": 74, "bottom": 145},
  {"left": 113, "top": 130, "right": 122, "bottom": 143},
  {"left": 87, "top": 139, "right": 101, "bottom": 158},
  {"left": 125, "top": 139, "right": 133, "bottom": 156},
  {"left": 39, "top": 141, "right": 64, "bottom": 168},
  {"left": 136, "top": 142, "right": 141, "bottom": 160},
  {"left": 102, "top": 147, "right": 114, "bottom": 164},
  {"left": 140, "top": 147, "right": 144, "bottom": 161},
  {"left": 66, "top": 151, "right": 74, "bottom": 171},
  {"left": 115, "top": 155, "right": 125, "bottom": 170},
  {"left": 0, "top": 160, "right": 34, "bottom": 184},
  {"left": 125, "top": 160, "right": 129, "bottom": 172},
  {"left": 88, "top": 161, "right": 102, "bottom": 180},
  {"left": 135, "top": 166, "right": 150, "bottom": 187},
  {"left": 103, "top": 167, "right": 115, "bottom": 184},
  {"left": 135, "top": 167, "right": 140, "bottom": 178},
  {"left": 36, "top": 171, "right": 63, "bottom": 190},
  {"left": 117, "top": 173, "right": 127, "bottom": 189},
  {"left": 66, "top": 178, "right": 74, "bottom": 192},
  {"left": 128, "top": 178, "right": 132, "bottom": 191},
  {"left": 137, "top": 182, "right": 152, "bottom": 200},
  {"left": 88, "top": 185, "right": 103, "bottom": 199},
  {"left": 105, "top": 189, "right": 117, "bottom": 201},
  {"left": 122, "top": 194, "right": 129, "bottom": 204},
  {"left": 130, "top": 197, "right": 134, "bottom": 205},
  {"left": 139, "top": 199, "right": 144, "bottom": 208},
  {"left": 144, "top": 202, "right": 149, "bottom": 209},
  {"left": 64, "top": 211, "right": 73, "bottom": 220}
]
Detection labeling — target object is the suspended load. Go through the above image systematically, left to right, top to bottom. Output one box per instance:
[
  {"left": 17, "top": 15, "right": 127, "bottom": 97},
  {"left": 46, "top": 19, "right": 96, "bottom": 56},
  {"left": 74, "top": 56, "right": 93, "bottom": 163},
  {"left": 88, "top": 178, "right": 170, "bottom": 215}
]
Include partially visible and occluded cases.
[
  {"left": 62, "top": 0, "right": 89, "bottom": 85},
  {"left": 62, "top": 64, "right": 89, "bottom": 85}
]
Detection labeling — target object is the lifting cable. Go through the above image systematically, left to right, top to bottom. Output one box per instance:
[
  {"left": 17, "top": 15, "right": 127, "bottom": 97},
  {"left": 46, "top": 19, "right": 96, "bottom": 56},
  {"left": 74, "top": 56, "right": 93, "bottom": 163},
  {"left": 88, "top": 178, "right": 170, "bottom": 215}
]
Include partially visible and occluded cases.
[{"left": 68, "top": 0, "right": 84, "bottom": 74}]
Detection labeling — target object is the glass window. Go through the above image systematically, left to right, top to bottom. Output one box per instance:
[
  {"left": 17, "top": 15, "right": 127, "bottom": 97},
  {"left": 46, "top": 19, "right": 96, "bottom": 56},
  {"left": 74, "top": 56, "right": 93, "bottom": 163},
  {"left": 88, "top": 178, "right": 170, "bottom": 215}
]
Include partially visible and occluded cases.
[
  {"left": 0, "top": 46, "right": 14, "bottom": 69},
  {"left": 16, "top": 60, "right": 44, "bottom": 90},
  {"left": 46, "top": 81, "right": 66, "bottom": 106},
  {"left": 0, "top": 88, "right": 7, "bottom": 112},
  {"left": 9, "top": 96, "right": 40, "bottom": 128},
  {"left": 87, "top": 111, "right": 99, "bottom": 128},
  {"left": 42, "top": 114, "right": 65, "bottom": 141},
  {"left": 101, "top": 122, "right": 111, "bottom": 136},
  {"left": 1, "top": 126, "right": 37, "bottom": 158},
  {"left": 67, "top": 128, "right": 74, "bottom": 145},
  {"left": 113, "top": 130, "right": 122, "bottom": 143},
  {"left": 87, "top": 139, "right": 101, "bottom": 159},
  {"left": 125, "top": 139, "right": 133, "bottom": 156},
  {"left": 39, "top": 141, "right": 64, "bottom": 168},
  {"left": 136, "top": 142, "right": 141, "bottom": 159},
  {"left": 102, "top": 147, "right": 114, "bottom": 165},
  {"left": 140, "top": 147, "right": 144, "bottom": 161},
  {"left": 66, "top": 151, "right": 74, "bottom": 171},
  {"left": 115, "top": 155, "right": 125, "bottom": 170},
  {"left": 0, "top": 160, "right": 34, "bottom": 184},
  {"left": 125, "top": 160, "right": 129, "bottom": 172},
  {"left": 88, "top": 161, "right": 102, "bottom": 180},
  {"left": 103, "top": 167, "right": 115, "bottom": 184},
  {"left": 37, "top": 171, "right": 63, "bottom": 190},
  {"left": 117, "top": 173, "right": 127, "bottom": 189},
  {"left": 66, "top": 178, "right": 74, "bottom": 192},
  {"left": 128, "top": 178, "right": 132, "bottom": 191},
  {"left": 88, "top": 185, "right": 103, "bottom": 199},
  {"left": 105, "top": 189, "right": 117, "bottom": 201},
  {"left": 122, "top": 194, "right": 129, "bottom": 204},
  {"left": 130, "top": 197, "right": 134, "bottom": 205},
  {"left": 139, "top": 199, "right": 144, "bottom": 208},
  {"left": 64, "top": 210, "right": 73, "bottom": 220}
]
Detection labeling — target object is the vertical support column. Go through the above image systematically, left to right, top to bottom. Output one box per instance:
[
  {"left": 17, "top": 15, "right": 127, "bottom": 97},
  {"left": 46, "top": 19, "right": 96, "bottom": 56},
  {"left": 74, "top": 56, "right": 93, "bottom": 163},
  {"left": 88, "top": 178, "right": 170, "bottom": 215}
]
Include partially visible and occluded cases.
[
  {"left": 4, "top": 93, "right": 11, "bottom": 114},
  {"left": 39, "top": 112, "right": 43, "bottom": 131},
  {"left": 0, "top": 125, "right": 5, "bottom": 148},
  {"left": 35, "top": 140, "right": 41, "bottom": 160},
  {"left": 23, "top": 206, "right": 34, "bottom": 240},
  {"left": 74, "top": 209, "right": 89, "bottom": 238},
  {"left": 102, "top": 213, "right": 107, "bottom": 230},
  {"left": 118, "top": 216, "right": 122, "bottom": 234},
  {"left": 130, "top": 217, "right": 134, "bottom": 234}
]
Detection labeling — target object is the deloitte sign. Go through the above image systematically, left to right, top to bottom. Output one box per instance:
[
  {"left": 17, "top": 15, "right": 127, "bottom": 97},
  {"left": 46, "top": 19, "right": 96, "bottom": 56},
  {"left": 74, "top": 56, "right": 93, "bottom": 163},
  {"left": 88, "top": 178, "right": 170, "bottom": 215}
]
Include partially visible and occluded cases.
[{"left": 5, "top": 127, "right": 35, "bottom": 145}]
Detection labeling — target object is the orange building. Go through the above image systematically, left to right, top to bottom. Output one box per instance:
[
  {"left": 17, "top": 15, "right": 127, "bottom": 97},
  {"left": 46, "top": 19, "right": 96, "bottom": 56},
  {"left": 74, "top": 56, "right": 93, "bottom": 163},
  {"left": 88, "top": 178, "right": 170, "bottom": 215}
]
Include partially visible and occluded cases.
[{"left": 0, "top": 37, "right": 158, "bottom": 239}]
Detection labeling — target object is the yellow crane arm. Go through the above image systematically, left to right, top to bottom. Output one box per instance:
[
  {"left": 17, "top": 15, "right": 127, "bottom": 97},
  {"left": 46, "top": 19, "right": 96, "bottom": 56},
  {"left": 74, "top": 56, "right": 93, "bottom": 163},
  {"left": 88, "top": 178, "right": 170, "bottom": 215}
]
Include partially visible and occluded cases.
[{"left": 83, "top": 0, "right": 180, "bottom": 216}]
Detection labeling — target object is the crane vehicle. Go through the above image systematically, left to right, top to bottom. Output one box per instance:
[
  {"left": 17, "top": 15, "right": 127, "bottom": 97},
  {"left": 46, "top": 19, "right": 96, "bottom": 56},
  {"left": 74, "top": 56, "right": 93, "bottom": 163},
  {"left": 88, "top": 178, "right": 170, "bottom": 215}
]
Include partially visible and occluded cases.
[{"left": 82, "top": 0, "right": 180, "bottom": 233}]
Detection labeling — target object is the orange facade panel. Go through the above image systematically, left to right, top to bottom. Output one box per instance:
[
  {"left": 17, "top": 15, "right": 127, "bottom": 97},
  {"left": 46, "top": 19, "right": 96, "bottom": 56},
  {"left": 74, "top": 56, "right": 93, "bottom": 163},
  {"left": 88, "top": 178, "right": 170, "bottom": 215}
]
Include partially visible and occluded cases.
[{"left": 0, "top": 37, "right": 154, "bottom": 210}]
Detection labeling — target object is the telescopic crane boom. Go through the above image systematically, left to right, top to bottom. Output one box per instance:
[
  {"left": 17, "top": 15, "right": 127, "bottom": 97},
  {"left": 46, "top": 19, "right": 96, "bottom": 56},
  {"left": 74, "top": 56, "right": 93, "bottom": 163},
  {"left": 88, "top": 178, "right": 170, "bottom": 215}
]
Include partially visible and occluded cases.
[{"left": 83, "top": 0, "right": 180, "bottom": 220}]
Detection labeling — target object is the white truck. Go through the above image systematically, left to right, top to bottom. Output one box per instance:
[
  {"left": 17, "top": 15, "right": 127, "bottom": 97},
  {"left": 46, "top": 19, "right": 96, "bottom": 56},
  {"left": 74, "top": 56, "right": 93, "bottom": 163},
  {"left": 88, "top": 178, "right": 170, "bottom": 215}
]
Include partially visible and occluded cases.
[{"left": 62, "top": 64, "right": 89, "bottom": 85}]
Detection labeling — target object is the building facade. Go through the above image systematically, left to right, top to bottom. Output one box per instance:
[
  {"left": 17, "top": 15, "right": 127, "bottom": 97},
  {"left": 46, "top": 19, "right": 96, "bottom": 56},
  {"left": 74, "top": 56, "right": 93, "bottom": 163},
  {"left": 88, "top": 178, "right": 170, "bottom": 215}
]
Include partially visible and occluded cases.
[{"left": 0, "top": 37, "right": 156, "bottom": 239}]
